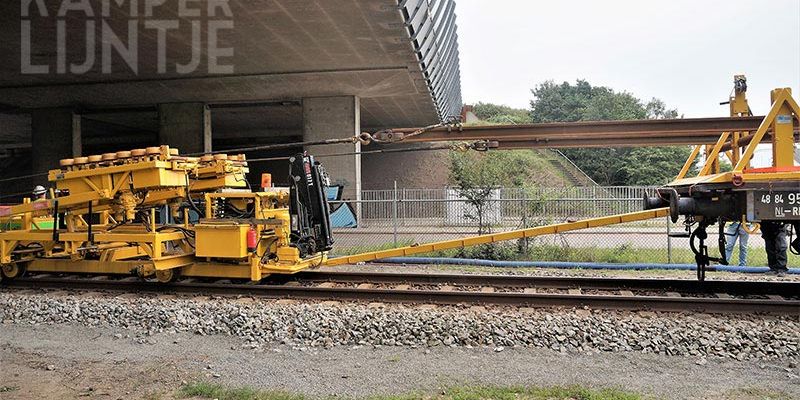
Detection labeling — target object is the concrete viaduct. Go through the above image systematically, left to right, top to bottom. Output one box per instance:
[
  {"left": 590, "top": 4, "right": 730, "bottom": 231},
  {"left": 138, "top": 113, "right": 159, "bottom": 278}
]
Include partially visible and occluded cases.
[{"left": 0, "top": 0, "right": 462, "bottom": 201}]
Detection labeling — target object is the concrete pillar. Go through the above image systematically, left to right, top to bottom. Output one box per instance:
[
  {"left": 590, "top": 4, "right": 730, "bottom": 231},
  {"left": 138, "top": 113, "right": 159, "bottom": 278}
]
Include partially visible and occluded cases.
[
  {"left": 303, "top": 96, "right": 362, "bottom": 212},
  {"left": 158, "top": 103, "right": 212, "bottom": 154},
  {"left": 31, "top": 108, "right": 81, "bottom": 184}
]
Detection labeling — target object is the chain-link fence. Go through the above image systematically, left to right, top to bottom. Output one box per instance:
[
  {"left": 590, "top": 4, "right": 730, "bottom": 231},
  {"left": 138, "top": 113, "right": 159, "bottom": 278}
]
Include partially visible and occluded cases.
[{"left": 330, "top": 186, "right": 790, "bottom": 267}]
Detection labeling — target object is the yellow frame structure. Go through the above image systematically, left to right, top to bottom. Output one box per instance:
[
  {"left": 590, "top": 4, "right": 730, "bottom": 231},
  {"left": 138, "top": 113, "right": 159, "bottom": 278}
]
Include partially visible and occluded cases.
[{"left": 668, "top": 87, "right": 800, "bottom": 187}]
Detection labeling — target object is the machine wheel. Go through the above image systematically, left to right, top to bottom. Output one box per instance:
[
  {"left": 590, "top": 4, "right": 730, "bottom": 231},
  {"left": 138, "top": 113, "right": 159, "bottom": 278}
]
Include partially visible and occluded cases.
[
  {"left": 1, "top": 263, "right": 26, "bottom": 280},
  {"left": 155, "top": 269, "right": 179, "bottom": 283}
]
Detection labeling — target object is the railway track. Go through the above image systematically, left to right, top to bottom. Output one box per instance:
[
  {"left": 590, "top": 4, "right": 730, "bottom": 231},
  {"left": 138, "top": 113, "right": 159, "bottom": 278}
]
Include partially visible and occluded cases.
[{"left": 2, "top": 271, "right": 799, "bottom": 315}]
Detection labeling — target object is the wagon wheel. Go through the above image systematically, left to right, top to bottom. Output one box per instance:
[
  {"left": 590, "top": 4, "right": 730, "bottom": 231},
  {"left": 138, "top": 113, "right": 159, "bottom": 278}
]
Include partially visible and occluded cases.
[
  {"left": 1, "top": 262, "right": 27, "bottom": 280},
  {"left": 155, "top": 268, "right": 179, "bottom": 283}
]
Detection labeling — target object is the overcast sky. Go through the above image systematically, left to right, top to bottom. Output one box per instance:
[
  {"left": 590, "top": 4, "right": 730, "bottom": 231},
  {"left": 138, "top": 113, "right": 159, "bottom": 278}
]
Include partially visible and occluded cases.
[{"left": 455, "top": 0, "right": 800, "bottom": 118}]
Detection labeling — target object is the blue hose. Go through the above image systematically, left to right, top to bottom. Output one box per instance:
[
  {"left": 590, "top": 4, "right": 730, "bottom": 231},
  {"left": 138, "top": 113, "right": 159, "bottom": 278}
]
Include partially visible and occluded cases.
[{"left": 374, "top": 257, "right": 800, "bottom": 274}]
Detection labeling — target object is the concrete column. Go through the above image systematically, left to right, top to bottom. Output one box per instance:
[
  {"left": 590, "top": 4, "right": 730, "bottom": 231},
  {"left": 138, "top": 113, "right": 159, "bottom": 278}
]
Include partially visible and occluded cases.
[
  {"left": 303, "top": 96, "right": 361, "bottom": 214},
  {"left": 158, "top": 103, "right": 212, "bottom": 154},
  {"left": 31, "top": 108, "right": 81, "bottom": 184}
]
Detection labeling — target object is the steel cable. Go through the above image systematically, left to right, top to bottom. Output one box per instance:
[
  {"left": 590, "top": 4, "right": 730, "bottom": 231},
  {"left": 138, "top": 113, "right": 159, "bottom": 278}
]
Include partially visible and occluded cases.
[
  {"left": 0, "top": 120, "right": 464, "bottom": 189},
  {"left": 244, "top": 142, "right": 476, "bottom": 163}
]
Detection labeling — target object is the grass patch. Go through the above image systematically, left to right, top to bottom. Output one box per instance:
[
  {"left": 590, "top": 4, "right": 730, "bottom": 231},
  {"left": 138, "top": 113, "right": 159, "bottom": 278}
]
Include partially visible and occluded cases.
[
  {"left": 337, "top": 239, "right": 799, "bottom": 267},
  {"left": 420, "top": 243, "right": 670, "bottom": 264},
  {"left": 440, "top": 243, "right": 798, "bottom": 266},
  {"left": 180, "top": 382, "right": 306, "bottom": 400},
  {"left": 180, "top": 383, "right": 647, "bottom": 400},
  {"left": 434, "top": 385, "right": 645, "bottom": 400},
  {"left": 0, "top": 386, "right": 19, "bottom": 393}
]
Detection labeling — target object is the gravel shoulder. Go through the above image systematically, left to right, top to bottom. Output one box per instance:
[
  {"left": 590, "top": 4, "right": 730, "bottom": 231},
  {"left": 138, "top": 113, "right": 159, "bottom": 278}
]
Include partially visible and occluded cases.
[
  {"left": 1, "top": 288, "right": 798, "bottom": 400},
  {"left": 0, "top": 323, "right": 797, "bottom": 400}
]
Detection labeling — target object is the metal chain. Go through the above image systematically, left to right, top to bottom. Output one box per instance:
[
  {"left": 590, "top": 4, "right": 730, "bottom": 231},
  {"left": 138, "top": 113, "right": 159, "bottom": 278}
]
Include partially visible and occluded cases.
[
  {"left": 362, "top": 116, "right": 462, "bottom": 145},
  {"left": 185, "top": 118, "right": 462, "bottom": 156},
  {"left": 185, "top": 137, "right": 360, "bottom": 156},
  {"left": 246, "top": 140, "right": 495, "bottom": 163}
]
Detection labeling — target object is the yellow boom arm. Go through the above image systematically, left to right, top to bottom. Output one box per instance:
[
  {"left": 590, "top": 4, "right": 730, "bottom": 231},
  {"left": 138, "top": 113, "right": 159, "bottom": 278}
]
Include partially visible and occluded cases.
[{"left": 324, "top": 208, "right": 669, "bottom": 266}]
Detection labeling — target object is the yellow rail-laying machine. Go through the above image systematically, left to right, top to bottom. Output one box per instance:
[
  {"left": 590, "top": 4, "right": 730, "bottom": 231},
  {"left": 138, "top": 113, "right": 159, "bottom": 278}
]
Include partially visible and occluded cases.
[{"left": 0, "top": 147, "right": 334, "bottom": 282}]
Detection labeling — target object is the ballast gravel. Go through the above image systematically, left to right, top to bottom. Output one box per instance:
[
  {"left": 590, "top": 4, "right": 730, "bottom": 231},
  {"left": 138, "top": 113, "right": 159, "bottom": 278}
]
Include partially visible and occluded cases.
[{"left": 0, "top": 291, "right": 798, "bottom": 364}]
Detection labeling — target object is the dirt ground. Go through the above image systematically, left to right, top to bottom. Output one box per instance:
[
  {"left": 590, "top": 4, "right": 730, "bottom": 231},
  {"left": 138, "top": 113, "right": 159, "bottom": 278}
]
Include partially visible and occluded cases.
[{"left": 0, "top": 323, "right": 797, "bottom": 400}]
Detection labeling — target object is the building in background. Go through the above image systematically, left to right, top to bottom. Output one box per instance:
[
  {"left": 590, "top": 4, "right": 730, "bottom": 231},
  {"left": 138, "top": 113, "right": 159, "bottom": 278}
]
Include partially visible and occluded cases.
[{"left": 0, "top": 0, "right": 462, "bottom": 201}]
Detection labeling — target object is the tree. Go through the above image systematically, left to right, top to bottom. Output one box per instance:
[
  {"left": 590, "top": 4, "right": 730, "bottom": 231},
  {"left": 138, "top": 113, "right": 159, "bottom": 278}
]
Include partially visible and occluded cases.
[
  {"left": 529, "top": 80, "right": 646, "bottom": 122},
  {"left": 530, "top": 80, "right": 691, "bottom": 186},
  {"left": 645, "top": 98, "right": 681, "bottom": 119},
  {"left": 472, "top": 102, "right": 532, "bottom": 125},
  {"left": 623, "top": 147, "right": 695, "bottom": 185},
  {"left": 448, "top": 150, "right": 549, "bottom": 259},
  {"left": 449, "top": 150, "right": 543, "bottom": 234}
]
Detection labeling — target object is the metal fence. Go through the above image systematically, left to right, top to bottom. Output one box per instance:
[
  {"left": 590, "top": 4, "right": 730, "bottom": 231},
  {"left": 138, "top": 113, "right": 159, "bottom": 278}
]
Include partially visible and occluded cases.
[
  {"left": 329, "top": 186, "right": 782, "bottom": 266},
  {"left": 359, "top": 186, "right": 654, "bottom": 224}
]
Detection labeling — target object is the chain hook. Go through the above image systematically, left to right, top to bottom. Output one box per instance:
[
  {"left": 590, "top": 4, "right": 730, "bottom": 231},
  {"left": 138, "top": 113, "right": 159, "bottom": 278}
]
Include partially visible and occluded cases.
[{"left": 357, "top": 132, "right": 373, "bottom": 145}]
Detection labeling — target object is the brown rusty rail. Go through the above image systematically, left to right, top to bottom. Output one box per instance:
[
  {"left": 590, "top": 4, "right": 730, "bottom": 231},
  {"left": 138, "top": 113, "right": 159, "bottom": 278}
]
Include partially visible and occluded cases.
[{"left": 387, "top": 116, "right": 799, "bottom": 148}]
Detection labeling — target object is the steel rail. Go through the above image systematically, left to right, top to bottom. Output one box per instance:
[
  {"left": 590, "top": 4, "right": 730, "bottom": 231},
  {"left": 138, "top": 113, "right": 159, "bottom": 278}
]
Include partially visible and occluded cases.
[
  {"left": 384, "top": 116, "right": 799, "bottom": 148},
  {"left": 495, "top": 133, "right": 800, "bottom": 149},
  {"left": 494, "top": 137, "right": 726, "bottom": 149},
  {"left": 282, "top": 271, "right": 800, "bottom": 297},
  {"left": 3, "top": 275, "right": 798, "bottom": 315}
]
